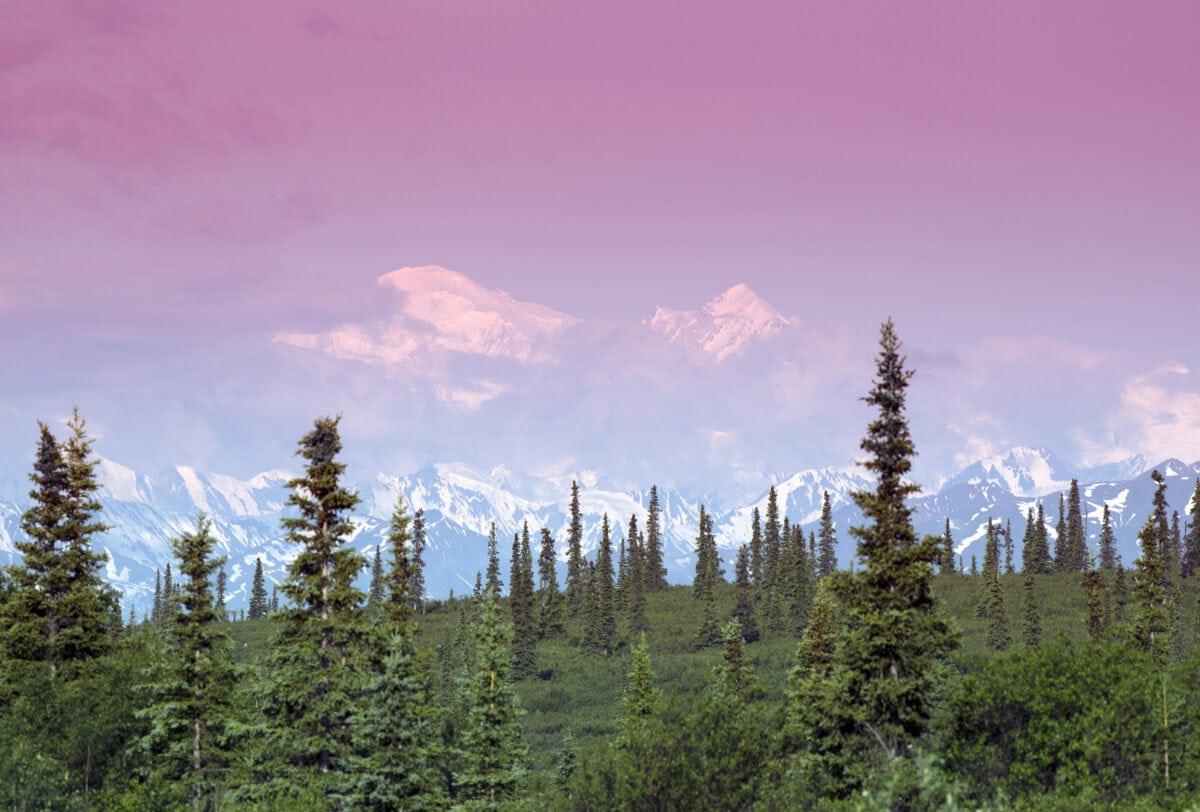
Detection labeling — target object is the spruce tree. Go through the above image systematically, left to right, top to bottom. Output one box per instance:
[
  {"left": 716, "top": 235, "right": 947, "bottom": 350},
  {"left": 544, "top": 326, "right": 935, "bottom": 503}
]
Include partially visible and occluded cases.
[
  {"left": 827, "top": 319, "right": 956, "bottom": 767},
  {"left": 55, "top": 407, "right": 113, "bottom": 665},
  {"left": 259, "top": 415, "right": 368, "bottom": 794},
  {"left": 2, "top": 424, "right": 72, "bottom": 671},
  {"left": 1065, "top": 479, "right": 1088, "bottom": 572},
  {"left": 1183, "top": 479, "right": 1200, "bottom": 578},
  {"left": 566, "top": 481, "right": 585, "bottom": 611},
  {"left": 644, "top": 485, "right": 667, "bottom": 590},
  {"left": 762, "top": 486, "right": 784, "bottom": 630},
  {"left": 817, "top": 491, "right": 838, "bottom": 577},
  {"left": 1053, "top": 493, "right": 1066, "bottom": 572},
  {"left": 385, "top": 498, "right": 415, "bottom": 623},
  {"left": 1099, "top": 503, "right": 1117, "bottom": 570},
  {"left": 693, "top": 505, "right": 718, "bottom": 602},
  {"left": 1023, "top": 505, "right": 1051, "bottom": 575},
  {"left": 749, "top": 507, "right": 764, "bottom": 591},
  {"left": 411, "top": 508, "right": 427, "bottom": 613},
  {"left": 1170, "top": 511, "right": 1183, "bottom": 579},
  {"left": 584, "top": 514, "right": 616, "bottom": 655},
  {"left": 136, "top": 515, "right": 235, "bottom": 805},
  {"left": 1132, "top": 517, "right": 1172, "bottom": 666},
  {"left": 940, "top": 518, "right": 955, "bottom": 576},
  {"left": 1003, "top": 519, "right": 1015, "bottom": 575},
  {"left": 485, "top": 522, "right": 503, "bottom": 599},
  {"left": 510, "top": 522, "right": 537, "bottom": 678},
  {"left": 786, "top": 525, "right": 814, "bottom": 637},
  {"left": 537, "top": 527, "right": 565, "bottom": 638},
  {"left": 627, "top": 528, "right": 648, "bottom": 636},
  {"left": 367, "top": 544, "right": 386, "bottom": 612},
  {"left": 731, "top": 544, "right": 760, "bottom": 643},
  {"left": 248, "top": 557, "right": 269, "bottom": 620},
  {"left": 1113, "top": 557, "right": 1129, "bottom": 622},
  {"left": 216, "top": 566, "right": 227, "bottom": 619},
  {"left": 985, "top": 567, "right": 1009, "bottom": 651},
  {"left": 152, "top": 569, "right": 163, "bottom": 626},
  {"left": 1083, "top": 569, "right": 1107, "bottom": 642},
  {"left": 1021, "top": 573, "right": 1040, "bottom": 649},
  {"left": 457, "top": 587, "right": 527, "bottom": 805},
  {"left": 712, "top": 620, "right": 760, "bottom": 701},
  {"left": 616, "top": 633, "right": 660, "bottom": 749}
]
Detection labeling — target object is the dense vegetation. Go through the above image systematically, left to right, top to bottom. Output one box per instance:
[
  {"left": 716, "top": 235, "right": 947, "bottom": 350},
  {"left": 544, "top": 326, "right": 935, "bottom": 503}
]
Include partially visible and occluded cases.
[{"left": 4, "top": 322, "right": 1200, "bottom": 809}]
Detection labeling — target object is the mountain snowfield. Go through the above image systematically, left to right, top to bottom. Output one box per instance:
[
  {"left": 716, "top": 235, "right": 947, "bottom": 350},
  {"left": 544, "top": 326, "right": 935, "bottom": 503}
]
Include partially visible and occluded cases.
[
  {"left": 645, "top": 282, "right": 791, "bottom": 363},
  {"left": 2, "top": 447, "right": 1197, "bottom": 615}
]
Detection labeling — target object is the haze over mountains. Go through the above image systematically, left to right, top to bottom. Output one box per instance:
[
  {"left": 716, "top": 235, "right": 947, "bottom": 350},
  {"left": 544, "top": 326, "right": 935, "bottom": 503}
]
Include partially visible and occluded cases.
[{"left": 1, "top": 445, "right": 1195, "bottom": 614}]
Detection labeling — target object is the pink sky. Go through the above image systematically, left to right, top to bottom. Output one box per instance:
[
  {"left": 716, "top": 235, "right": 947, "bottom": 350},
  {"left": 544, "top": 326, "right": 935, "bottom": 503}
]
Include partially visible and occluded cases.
[{"left": 2, "top": 1, "right": 1199, "bottom": 483}]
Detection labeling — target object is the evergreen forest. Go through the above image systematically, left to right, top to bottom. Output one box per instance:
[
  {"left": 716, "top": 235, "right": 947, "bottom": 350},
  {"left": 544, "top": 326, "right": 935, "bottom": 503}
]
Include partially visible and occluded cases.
[{"left": 6, "top": 322, "right": 1200, "bottom": 810}]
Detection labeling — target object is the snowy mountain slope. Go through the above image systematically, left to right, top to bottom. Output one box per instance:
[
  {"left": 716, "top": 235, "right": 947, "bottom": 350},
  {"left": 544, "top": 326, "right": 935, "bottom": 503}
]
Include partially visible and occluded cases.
[
  {"left": 645, "top": 284, "right": 790, "bottom": 363},
  {"left": 2, "top": 449, "right": 1197, "bottom": 614}
]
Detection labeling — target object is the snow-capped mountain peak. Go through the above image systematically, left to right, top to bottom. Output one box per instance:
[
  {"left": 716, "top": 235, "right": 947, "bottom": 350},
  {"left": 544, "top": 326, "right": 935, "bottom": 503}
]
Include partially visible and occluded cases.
[
  {"left": 645, "top": 284, "right": 790, "bottom": 363},
  {"left": 943, "top": 446, "right": 1073, "bottom": 497}
]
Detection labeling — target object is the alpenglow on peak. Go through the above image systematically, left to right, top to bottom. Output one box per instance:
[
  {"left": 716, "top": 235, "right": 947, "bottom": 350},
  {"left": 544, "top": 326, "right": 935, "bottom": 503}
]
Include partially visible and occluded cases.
[{"left": 645, "top": 283, "right": 790, "bottom": 363}]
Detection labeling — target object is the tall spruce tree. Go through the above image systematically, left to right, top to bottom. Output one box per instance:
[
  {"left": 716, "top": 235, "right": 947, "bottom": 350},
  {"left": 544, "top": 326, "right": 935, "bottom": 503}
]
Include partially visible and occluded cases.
[
  {"left": 827, "top": 319, "right": 956, "bottom": 767},
  {"left": 259, "top": 415, "right": 368, "bottom": 795},
  {"left": 2, "top": 423, "right": 72, "bottom": 671},
  {"left": 1065, "top": 479, "right": 1088, "bottom": 572},
  {"left": 1183, "top": 479, "right": 1200, "bottom": 578},
  {"left": 566, "top": 481, "right": 585, "bottom": 611},
  {"left": 645, "top": 485, "right": 667, "bottom": 590},
  {"left": 762, "top": 486, "right": 784, "bottom": 630},
  {"left": 817, "top": 491, "right": 838, "bottom": 578},
  {"left": 1053, "top": 493, "right": 1067, "bottom": 572},
  {"left": 385, "top": 498, "right": 414, "bottom": 623},
  {"left": 1099, "top": 503, "right": 1117, "bottom": 570},
  {"left": 693, "top": 505, "right": 720, "bottom": 602},
  {"left": 1023, "top": 505, "right": 1052, "bottom": 575},
  {"left": 749, "top": 507, "right": 764, "bottom": 590},
  {"left": 411, "top": 508, "right": 427, "bottom": 613},
  {"left": 1170, "top": 511, "right": 1183, "bottom": 579},
  {"left": 584, "top": 514, "right": 616, "bottom": 656},
  {"left": 136, "top": 515, "right": 235, "bottom": 805},
  {"left": 1132, "top": 516, "right": 1172, "bottom": 666},
  {"left": 940, "top": 518, "right": 955, "bottom": 576},
  {"left": 1003, "top": 519, "right": 1015, "bottom": 575},
  {"left": 486, "top": 522, "right": 503, "bottom": 599},
  {"left": 510, "top": 522, "right": 537, "bottom": 678},
  {"left": 627, "top": 525, "right": 648, "bottom": 635},
  {"left": 785, "top": 525, "right": 814, "bottom": 637},
  {"left": 537, "top": 527, "right": 565, "bottom": 638},
  {"left": 367, "top": 544, "right": 386, "bottom": 613},
  {"left": 731, "top": 544, "right": 760, "bottom": 643},
  {"left": 248, "top": 558, "right": 269, "bottom": 620},
  {"left": 216, "top": 566, "right": 227, "bottom": 619},
  {"left": 985, "top": 566, "right": 1009, "bottom": 651},
  {"left": 1083, "top": 569, "right": 1107, "bottom": 642},
  {"left": 457, "top": 586, "right": 528, "bottom": 805},
  {"left": 616, "top": 633, "right": 660, "bottom": 749}
]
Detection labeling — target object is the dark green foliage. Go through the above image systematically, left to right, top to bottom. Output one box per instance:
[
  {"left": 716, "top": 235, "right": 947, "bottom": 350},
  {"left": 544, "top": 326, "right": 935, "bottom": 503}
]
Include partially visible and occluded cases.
[
  {"left": 827, "top": 320, "right": 956, "bottom": 768},
  {"left": 2, "top": 414, "right": 114, "bottom": 676},
  {"left": 255, "top": 415, "right": 368, "bottom": 796},
  {"left": 1151, "top": 470, "right": 1172, "bottom": 569},
  {"left": 1064, "top": 479, "right": 1088, "bottom": 572},
  {"left": 1183, "top": 479, "right": 1200, "bottom": 578},
  {"left": 566, "top": 481, "right": 585, "bottom": 613},
  {"left": 644, "top": 485, "right": 667, "bottom": 591},
  {"left": 761, "top": 486, "right": 784, "bottom": 631},
  {"left": 817, "top": 490, "right": 838, "bottom": 577},
  {"left": 1053, "top": 493, "right": 1066, "bottom": 572},
  {"left": 385, "top": 498, "right": 416, "bottom": 623},
  {"left": 1099, "top": 503, "right": 1117, "bottom": 570},
  {"left": 692, "top": 504, "right": 719, "bottom": 602},
  {"left": 1023, "top": 504, "right": 1052, "bottom": 575},
  {"left": 748, "top": 507, "right": 763, "bottom": 589},
  {"left": 411, "top": 508, "right": 428, "bottom": 613},
  {"left": 1170, "top": 510, "right": 1182, "bottom": 579},
  {"left": 584, "top": 514, "right": 616, "bottom": 655},
  {"left": 134, "top": 515, "right": 234, "bottom": 805},
  {"left": 1133, "top": 517, "right": 1173, "bottom": 666},
  {"left": 940, "top": 518, "right": 955, "bottom": 576},
  {"left": 1003, "top": 519, "right": 1014, "bottom": 575},
  {"left": 485, "top": 522, "right": 503, "bottom": 599},
  {"left": 510, "top": 522, "right": 537, "bottom": 678},
  {"left": 626, "top": 524, "right": 648, "bottom": 636},
  {"left": 784, "top": 524, "right": 813, "bottom": 637},
  {"left": 537, "top": 527, "right": 565, "bottom": 638},
  {"left": 367, "top": 544, "right": 385, "bottom": 612},
  {"left": 731, "top": 545, "right": 759, "bottom": 643},
  {"left": 970, "top": 554, "right": 978, "bottom": 577},
  {"left": 248, "top": 557, "right": 268, "bottom": 620},
  {"left": 216, "top": 566, "right": 226, "bottom": 619},
  {"left": 1083, "top": 569, "right": 1108, "bottom": 642},
  {"left": 985, "top": 571, "right": 1009, "bottom": 651},
  {"left": 1022, "top": 573, "right": 1041, "bottom": 649},
  {"left": 457, "top": 588, "right": 527, "bottom": 806},
  {"left": 712, "top": 620, "right": 761, "bottom": 701},
  {"left": 348, "top": 624, "right": 444, "bottom": 810},
  {"left": 617, "top": 633, "right": 660, "bottom": 748},
  {"left": 940, "top": 640, "right": 1197, "bottom": 806}
]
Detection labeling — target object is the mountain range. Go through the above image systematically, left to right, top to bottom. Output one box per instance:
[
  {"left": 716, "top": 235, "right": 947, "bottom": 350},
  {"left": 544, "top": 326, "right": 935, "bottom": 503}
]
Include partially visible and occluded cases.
[{"left": 1, "top": 447, "right": 1196, "bottom": 615}]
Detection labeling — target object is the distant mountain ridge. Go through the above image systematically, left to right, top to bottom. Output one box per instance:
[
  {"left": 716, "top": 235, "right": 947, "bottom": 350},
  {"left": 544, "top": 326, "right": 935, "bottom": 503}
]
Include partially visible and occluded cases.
[{"left": 1, "top": 447, "right": 1194, "bottom": 614}]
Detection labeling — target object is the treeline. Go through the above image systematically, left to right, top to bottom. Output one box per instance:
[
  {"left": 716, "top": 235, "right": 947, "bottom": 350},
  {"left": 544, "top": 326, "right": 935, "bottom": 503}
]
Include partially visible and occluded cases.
[{"left": 6, "top": 323, "right": 1200, "bottom": 809}]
